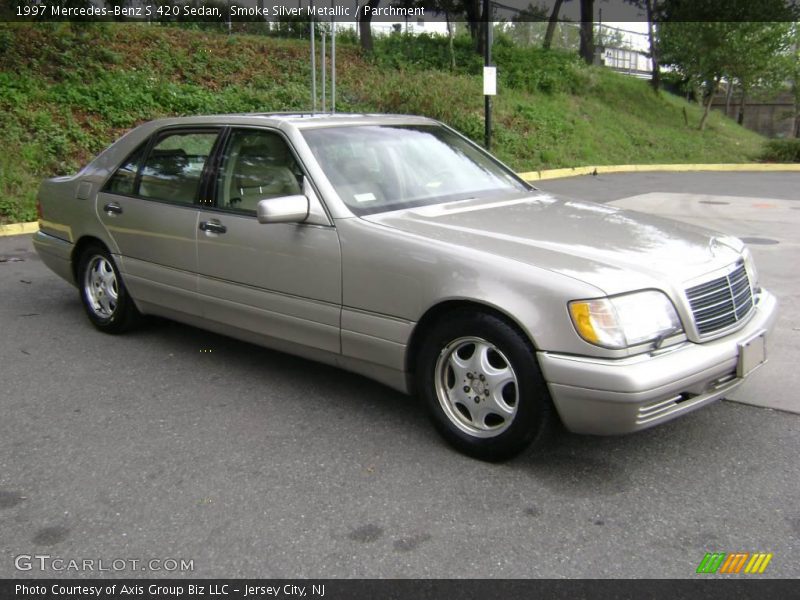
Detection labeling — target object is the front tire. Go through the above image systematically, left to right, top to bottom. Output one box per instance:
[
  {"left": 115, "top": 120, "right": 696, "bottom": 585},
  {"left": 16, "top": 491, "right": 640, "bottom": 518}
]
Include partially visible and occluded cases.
[
  {"left": 77, "top": 244, "right": 140, "bottom": 333},
  {"left": 417, "top": 311, "right": 554, "bottom": 461}
]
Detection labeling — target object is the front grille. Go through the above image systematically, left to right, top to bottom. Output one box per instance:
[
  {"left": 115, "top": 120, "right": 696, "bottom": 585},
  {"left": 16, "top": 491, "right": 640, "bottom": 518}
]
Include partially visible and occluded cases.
[{"left": 686, "top": 262, "right": 754, "bottom": 336}]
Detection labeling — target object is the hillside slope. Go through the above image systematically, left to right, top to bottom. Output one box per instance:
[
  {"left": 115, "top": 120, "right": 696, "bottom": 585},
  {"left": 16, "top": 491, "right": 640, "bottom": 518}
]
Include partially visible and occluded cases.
[{"left": 0, "top": 23, "right": 765, "bottom": 223}]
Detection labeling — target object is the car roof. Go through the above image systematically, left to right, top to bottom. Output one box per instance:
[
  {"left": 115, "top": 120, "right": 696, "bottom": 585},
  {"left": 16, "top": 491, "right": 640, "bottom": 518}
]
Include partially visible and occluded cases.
[{"left": 142, "top": 113, "right": 438, "bottom": 130}]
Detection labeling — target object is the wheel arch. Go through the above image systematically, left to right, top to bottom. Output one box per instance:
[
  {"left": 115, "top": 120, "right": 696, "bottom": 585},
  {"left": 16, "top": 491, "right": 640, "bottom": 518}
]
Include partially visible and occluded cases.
[
  {"left": 70, "top": 236, "right": 112, "bottom": 283},
  {"left": 72, "top": 236, "right": 142, "bottom": 331},
  {"left": 404, "top": 299, "right": 540, "bottom": 395}
]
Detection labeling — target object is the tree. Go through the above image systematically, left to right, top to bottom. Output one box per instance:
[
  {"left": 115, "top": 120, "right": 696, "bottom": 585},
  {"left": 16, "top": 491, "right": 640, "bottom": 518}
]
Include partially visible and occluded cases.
[
  {"left": 358, "top": 0, "right": 380, "bottom": 52},
  {"left": 416, "top": 0, "right": 482, "bottom": 55},
  {"left": 417, "top": 0, "right": 466, "bottom": 68},
  {"left": 441, "top": 0, "right": 457, "bottom": 71},
  {"left": 442, "top": 0, "right": 460, "bottom": 69},
  {"left": 465, "top": 0, "right": 484, "bottom": 55},
  {"left": 543, "top": 0, "right": 570, "bottom": 50},
  {"left": 578, "top": 0, "right": 594, "bottom": 64},
  {"left": 624, "top": 0, "right": 664, "bottom": 92},
  {"left": 643, "top": 0, "right": 661, "bottom": 92},
  {"left": 656, "top": 0, "right": 798, "bottom": 131},
  {"left": 506, "top": 4, "right": 549, "bottom": 47},
  {"left": 659, "top": 19, "right": 795, "bottom": 131},
  {"left": 658, "top": 22, "right": 729, "bottom": 130},
  {"left": 726, "top": 22, "right": 793, "bottom": 126},
  {"left": 765, "top": 22, "right": 800, "bottom": 137},
  {"left": 595, "top": 24, "right": 631, "bottom": 49}
]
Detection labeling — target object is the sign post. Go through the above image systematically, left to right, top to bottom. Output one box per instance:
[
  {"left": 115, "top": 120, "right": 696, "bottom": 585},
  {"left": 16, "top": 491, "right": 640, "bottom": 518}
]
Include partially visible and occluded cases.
[
  {"left": 483, "top": 0, "right": 494, "bottom": 150},
  {"left": 310, "top": 1, "right": 316, "bottom": 113}
]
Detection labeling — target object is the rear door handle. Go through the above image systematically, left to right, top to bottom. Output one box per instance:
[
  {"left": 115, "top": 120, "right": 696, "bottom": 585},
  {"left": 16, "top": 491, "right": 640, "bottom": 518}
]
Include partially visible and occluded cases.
[
  {"left": 103, "top": 202, "right": 123, "bottom": 215},
  {"left": 199, "top": 220, "right": 227, "bottom": 234}
]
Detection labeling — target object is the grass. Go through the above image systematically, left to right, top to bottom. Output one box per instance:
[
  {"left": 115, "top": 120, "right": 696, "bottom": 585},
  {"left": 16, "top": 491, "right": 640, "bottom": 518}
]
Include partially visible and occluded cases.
[
  {"left": 0, "top": 23, "right": 767, "bottom": 223},
  {"left": 760, "top": 138, "right": 800, "bottom": 162}
]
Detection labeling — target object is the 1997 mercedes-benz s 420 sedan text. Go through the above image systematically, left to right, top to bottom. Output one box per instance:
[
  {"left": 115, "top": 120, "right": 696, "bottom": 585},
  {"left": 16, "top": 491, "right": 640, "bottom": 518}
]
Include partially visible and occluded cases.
[{"left": 34, "top": 114, "right": 778, "bottom": 460}]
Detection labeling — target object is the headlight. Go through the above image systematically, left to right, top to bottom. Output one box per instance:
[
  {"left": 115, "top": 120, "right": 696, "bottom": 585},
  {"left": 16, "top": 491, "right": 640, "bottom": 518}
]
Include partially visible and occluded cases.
[
  {"left": 743, "top": 248, "right": 759, "bottom": 293},
  {"left": 569, "top": 290, "right": 683, "bottom": 349}
]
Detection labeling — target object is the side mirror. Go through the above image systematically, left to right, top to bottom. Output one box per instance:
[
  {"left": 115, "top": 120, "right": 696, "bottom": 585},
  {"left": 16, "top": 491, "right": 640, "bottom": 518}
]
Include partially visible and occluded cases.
[{"left": 256, "top": 195, "right": 309, "bottom": 224}]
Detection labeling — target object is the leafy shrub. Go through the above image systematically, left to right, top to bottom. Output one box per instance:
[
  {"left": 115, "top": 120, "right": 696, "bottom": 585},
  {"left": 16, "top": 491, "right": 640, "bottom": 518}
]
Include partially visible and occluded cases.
[
  {"left": 333, "top": 27, "right": 359, "bottom": 46},
  {"left": 0, "top": 28, "right": 11, "bottom": 53},
  {"left": 373, "top": 31, "right": 588, "bottom": 96},
  {"left": 373, "top": 32, "right": 482, "bottom": 74},
  {"left": 493, "top": 45, "right": 588, "bottom": 95},
  {"left": 96, "top": 47, "right": 122, "bottom": 65},
  {"left": 760, "top": 138, "right": 800, "bottom": 162},
  {"left": 0, "top": 154, "right": 38, "bottom": 224}
]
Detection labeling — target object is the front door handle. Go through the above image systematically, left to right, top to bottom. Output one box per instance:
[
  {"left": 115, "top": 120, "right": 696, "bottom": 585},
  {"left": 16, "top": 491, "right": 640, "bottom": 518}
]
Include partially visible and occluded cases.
[
  {"left": 103, "top": 202, "right": 123, "bottom": 215},
  {"left": 199, "top": 220, "right": 227, "bottom": 234}
]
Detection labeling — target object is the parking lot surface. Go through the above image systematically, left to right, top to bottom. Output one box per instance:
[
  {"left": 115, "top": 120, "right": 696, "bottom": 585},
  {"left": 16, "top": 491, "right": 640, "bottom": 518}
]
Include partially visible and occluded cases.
[{"left": 1, "top": 172, "right": 798, "bottom": 578}]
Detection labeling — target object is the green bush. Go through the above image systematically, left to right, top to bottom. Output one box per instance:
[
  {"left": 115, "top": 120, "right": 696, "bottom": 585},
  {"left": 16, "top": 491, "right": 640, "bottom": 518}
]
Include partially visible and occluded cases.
[
  {"left": 372, "top": 31, "right": 588, "bottom": 96},
  {"left": 373, "top": 32, "right": 481, "bottom": 73},
  {"left": 493, "top": 45, "right": 588, "bottom": 95},
  {"left": 760, "top": 138, "right": 800, "bottom": 162}
]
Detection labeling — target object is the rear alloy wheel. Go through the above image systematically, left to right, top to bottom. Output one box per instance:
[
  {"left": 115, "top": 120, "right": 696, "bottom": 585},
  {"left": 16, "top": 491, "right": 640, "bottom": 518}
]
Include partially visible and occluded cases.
[
  {"left": 78, "top": 245, "right": 140, "bottom": 333},
  {"left": 418, "top": 311, "right": 554, "bottom": 461}
]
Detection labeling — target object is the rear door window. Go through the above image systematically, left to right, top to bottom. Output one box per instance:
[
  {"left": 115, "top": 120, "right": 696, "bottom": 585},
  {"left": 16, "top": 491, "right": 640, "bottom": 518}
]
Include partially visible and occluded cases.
[
  {"left": 104, "top": 129, "right": 220, "bottom": 204},
  {"left": 138, "top": 132, "right": 218, "bottom": 204}
]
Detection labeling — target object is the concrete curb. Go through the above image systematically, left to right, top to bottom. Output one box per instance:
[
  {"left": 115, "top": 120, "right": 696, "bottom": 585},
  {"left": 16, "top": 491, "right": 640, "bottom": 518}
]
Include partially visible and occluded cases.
[
  {"left": 1, "top": 163, "right": 798, "bottom": 236},
  {"left": 518, "top": 163, "right": 800, "bottom": 182},
  {"left": 0, "top": 221, "right": 39, "bottom": 237}
]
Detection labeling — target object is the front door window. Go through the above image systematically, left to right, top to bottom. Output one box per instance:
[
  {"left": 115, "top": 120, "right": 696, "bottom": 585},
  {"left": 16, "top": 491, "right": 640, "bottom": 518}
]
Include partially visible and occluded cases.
[{"left": 215, "top": 130, "right": 303, "bottom": 214}]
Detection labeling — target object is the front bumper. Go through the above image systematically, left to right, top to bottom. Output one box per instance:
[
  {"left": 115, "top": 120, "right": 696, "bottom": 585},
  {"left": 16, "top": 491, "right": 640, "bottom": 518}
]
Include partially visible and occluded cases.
[{"left": 538, "top": 289, "right": 778, "bottom": 435}]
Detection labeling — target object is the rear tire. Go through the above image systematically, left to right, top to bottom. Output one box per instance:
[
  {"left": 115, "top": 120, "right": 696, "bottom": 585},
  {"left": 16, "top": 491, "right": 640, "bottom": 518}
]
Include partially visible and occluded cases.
[
  {"left": 77, "top": 244, "right": 140, "bottom": 334},
  {"left": 417, "top": 310, "right": 554, "bottom": 461}
]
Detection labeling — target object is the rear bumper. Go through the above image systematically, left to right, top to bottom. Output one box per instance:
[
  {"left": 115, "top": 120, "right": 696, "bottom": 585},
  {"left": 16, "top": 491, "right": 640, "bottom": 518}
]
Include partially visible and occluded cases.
[
  {"left": 32, "top": 230, "right": 75, "bottom": 286},
  {"left": 538, "top": 289, "right": 778, "bottom": 435}
]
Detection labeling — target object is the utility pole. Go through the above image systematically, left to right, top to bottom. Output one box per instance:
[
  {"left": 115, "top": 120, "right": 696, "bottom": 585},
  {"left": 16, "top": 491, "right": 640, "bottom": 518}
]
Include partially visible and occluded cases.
[
  {"left": 310, "top": 0, "right": 317, "bottom": 113},
  {"left": 484, "top": 0, "right": 493, "bottom": 150},
  {"left": 331, "top": 12, "right": 337, "bottom": 113}
]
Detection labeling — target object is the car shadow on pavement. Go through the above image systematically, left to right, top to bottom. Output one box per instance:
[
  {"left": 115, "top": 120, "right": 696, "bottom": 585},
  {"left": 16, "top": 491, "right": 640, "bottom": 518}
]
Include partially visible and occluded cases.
[
  {"left": 129, "top": 315, "right": 431, "bottom": 423},
  {"left": 508, "top": 399, "right": 777, "bottom": 497}
]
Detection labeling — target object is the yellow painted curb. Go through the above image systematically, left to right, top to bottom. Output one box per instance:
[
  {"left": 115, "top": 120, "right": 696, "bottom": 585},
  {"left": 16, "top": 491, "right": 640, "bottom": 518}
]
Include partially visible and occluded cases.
[
  {"left": 519, "top": 163, "right": 800, "bottom": 182},
  {"left": 0, "top": 221, "right": 38, "bottom": 237}
]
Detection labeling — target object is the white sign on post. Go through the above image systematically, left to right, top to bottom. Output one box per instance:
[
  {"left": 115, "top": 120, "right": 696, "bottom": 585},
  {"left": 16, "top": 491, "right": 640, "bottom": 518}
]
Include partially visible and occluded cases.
[{"left": 483, "top": 66, "right": 497, "bottom": 96}]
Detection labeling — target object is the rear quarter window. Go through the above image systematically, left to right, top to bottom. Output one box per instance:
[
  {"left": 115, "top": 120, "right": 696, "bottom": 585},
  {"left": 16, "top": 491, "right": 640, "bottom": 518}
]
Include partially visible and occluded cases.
[{"left": 105, "top": 143, "right": 147, "bottom": 196}]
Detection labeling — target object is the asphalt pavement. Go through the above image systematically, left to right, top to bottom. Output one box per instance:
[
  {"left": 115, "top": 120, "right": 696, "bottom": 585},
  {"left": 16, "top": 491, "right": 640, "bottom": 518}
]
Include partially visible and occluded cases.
[{"left": 0, "top": 172, "right": 798, "bottom": 579}]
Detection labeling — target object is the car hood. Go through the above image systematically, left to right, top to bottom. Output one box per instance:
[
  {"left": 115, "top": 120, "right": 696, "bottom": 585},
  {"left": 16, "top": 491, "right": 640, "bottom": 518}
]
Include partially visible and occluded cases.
[{"left": 362, "top": 193, "right": 744, "bottom": 295}]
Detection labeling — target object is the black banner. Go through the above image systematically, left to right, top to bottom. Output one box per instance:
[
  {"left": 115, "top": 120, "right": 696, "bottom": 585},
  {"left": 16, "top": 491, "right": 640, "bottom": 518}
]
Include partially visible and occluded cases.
[
  {"left": 3, "top": 0, "right": 800, "bottom": 23},
  {"left": 2, "top": 579, "right": 800, "bottom": 600}
]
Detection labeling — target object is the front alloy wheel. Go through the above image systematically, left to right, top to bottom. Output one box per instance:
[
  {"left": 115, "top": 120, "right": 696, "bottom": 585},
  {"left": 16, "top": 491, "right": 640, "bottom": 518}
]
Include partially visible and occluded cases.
[
  {"left": 418, "top": 310, "right": 554, "bottom": 461},
  {"left": 435, "top": 337, "right": 519, "bottom": 437}
]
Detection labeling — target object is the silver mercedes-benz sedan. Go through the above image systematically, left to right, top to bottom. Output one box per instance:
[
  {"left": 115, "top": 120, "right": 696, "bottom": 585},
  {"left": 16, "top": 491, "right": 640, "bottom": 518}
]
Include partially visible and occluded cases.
[{"left": 33, "top": 113, "right": 778, "bottom": 460}]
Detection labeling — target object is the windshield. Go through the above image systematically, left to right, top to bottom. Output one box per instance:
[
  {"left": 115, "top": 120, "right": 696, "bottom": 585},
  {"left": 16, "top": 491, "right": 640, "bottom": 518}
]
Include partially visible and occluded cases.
[{"left": 301, "top": 125, "right": 530, "bottom": 215}]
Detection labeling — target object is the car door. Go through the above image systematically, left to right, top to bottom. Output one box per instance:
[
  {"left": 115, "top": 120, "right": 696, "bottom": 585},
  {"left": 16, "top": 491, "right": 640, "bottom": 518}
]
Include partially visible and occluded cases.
[
  {"left": 196, "top": 127, "right": 342, "bottom": 353},
  {"left": 97, "top": 128, "right": 221, "bottom": 316}
]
